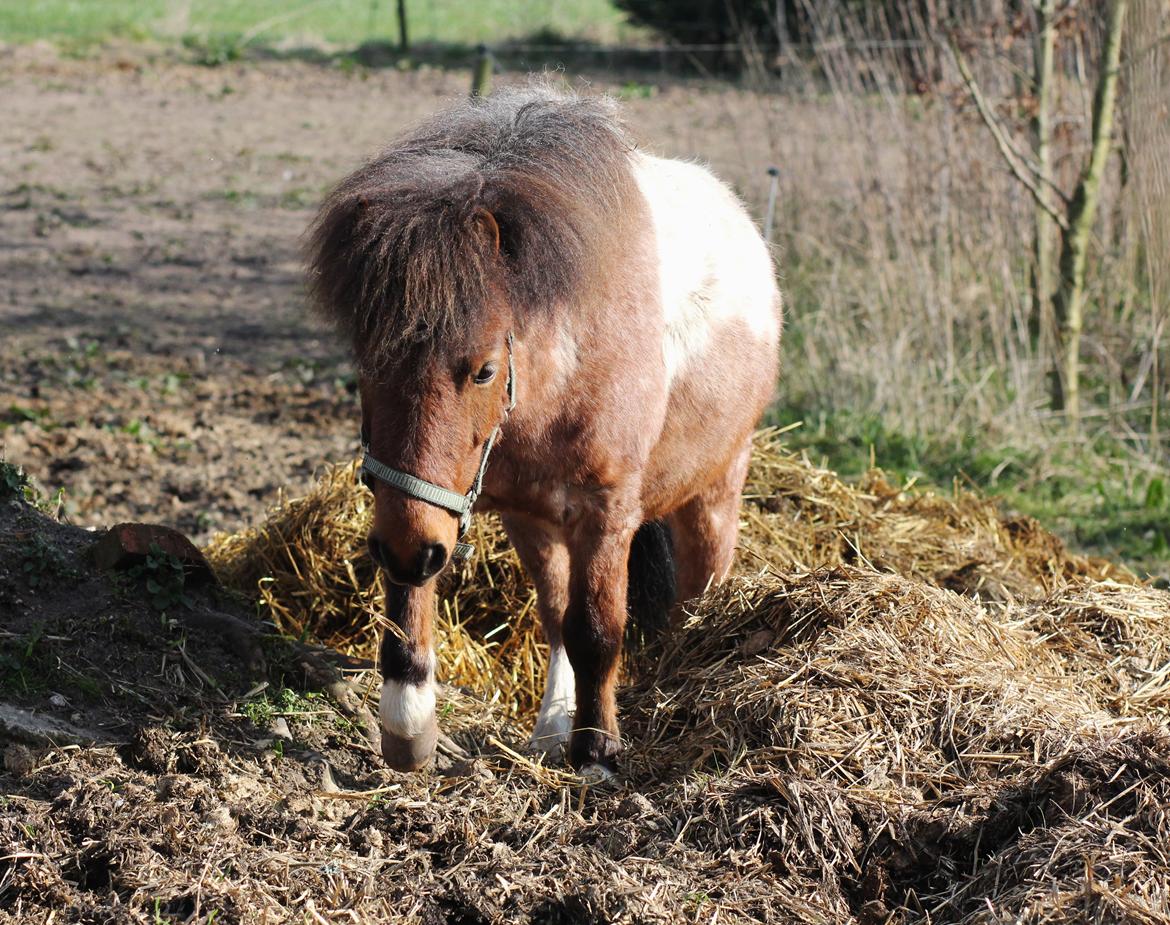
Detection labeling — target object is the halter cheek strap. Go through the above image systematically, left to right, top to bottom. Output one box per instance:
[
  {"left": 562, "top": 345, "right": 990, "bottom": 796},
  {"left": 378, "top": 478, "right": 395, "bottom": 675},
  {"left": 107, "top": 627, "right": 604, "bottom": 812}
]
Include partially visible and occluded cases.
[{"left": 361, "top": 332, "right": 516, "bottom": 563}]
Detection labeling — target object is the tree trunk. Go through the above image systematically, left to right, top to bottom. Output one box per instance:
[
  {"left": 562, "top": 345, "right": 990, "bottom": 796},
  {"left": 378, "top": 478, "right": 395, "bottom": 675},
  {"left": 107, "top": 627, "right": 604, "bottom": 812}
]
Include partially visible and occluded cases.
[
  {"left": 396, "top": 0, "right": 409, "bottom": 52},
  {"left": 1030, "top": 0, "right": 1056, "bottom": 357},
  {"left": 1051, "top": 0, "right": 1128, "bottom": 424}
]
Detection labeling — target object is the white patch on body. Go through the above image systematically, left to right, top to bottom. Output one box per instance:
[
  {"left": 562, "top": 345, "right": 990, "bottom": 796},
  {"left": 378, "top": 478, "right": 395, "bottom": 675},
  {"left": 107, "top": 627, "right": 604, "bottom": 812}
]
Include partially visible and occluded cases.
[
  {"left": 632, "top": 153, "right": 781, "bottom": 386},
  {"left": 550, "top": 319, "right": 579, "bottom": 388},
  {"left": 529, "top": 645, "right": 576, "bottom": 751},
  {"left": 379, "top": 651, "right": 436, "bottom": 739}
]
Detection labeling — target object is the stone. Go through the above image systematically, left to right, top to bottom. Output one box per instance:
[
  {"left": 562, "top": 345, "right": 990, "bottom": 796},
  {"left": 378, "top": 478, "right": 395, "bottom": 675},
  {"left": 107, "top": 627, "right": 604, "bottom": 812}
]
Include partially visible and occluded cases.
[
  {"left": 89, "top": 522, "right": 213, "bottom": 584},
  {"left": 0, "top": 703, "right": 98, "bottom": 746},
  {"left": 269, "top": 717, "right": 293, "bottom": 740}
]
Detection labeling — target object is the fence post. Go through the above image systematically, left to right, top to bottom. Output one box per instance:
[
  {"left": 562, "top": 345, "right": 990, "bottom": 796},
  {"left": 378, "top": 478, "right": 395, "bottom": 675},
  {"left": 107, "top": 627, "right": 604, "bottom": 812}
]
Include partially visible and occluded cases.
[
  {"left": 396, "top": 0, "right": 409, "bottom": 52},
  {"left": 470, "top": 44, "right": 493, "bottom": 99},
  {"left": 764, "top": 166, "right": 780, "bottom": 243}
]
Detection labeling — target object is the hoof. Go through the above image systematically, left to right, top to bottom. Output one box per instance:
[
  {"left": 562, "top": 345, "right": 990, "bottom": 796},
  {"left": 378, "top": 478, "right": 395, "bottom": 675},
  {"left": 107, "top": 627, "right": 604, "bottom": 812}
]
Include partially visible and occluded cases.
[
  {"left": 528, "top": 715, "right": 572, "bottom": 756},
  {"left": 380, "top": 722, "right": 438, "bottom": 772},
  {"left": 569, "top": 727, "right": 621, "bottom": 772},
  {"left": 577, "top": 762, "right": 617, "bottom": 786}
]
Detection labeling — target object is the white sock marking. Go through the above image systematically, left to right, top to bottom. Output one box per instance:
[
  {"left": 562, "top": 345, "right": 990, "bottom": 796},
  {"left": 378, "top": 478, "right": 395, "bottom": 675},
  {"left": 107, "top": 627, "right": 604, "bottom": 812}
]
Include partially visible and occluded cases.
[
  {"left": 530, "top": 645, "right": 576, "bottom": 750},
  {"left": 379, "top": 651, "right": 436, "bottom": 739}
]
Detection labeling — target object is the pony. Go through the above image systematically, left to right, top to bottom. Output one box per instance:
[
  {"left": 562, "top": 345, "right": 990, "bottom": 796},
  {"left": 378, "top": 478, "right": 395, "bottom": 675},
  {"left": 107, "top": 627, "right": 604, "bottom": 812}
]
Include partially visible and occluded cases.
[{"left": 306, "top": 87, "right": 781, "bottom": 778}]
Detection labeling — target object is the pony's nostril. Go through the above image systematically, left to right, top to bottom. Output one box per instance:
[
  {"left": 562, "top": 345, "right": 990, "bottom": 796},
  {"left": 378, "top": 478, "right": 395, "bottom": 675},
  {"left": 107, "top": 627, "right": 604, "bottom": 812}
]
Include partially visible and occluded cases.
[
  {"left": 367, "top": 535, "right": 388, "bottom": 569},
  {"left": 418, "top": 543, "right": 448, "bottom": 580}
]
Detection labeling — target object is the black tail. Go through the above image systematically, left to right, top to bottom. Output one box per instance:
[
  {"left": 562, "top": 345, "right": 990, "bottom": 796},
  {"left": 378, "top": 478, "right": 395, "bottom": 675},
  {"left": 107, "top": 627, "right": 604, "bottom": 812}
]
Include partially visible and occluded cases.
[{"left": 625, "top": 520, "right": 676, "bottom": 649}]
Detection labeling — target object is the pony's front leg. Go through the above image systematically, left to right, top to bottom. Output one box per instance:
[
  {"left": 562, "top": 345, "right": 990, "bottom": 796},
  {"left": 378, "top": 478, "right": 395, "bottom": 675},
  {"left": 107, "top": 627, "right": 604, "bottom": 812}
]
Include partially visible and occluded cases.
[
  {"left": 502, "top": 515, "right": 575, "bottom": 754},
  {"left": 563, "top": 516, "right": 635, "bottom": 774},
  {"left": 378, "top": 583, "right": 439, "bottom": 771}
]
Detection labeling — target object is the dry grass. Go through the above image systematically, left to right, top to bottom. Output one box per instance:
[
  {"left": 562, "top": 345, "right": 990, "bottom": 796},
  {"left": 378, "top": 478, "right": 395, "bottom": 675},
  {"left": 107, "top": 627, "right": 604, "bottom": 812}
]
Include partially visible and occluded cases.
[
  {"left": 205, "top": 428, "right": 1136, "bottom": 720},
  {"left": 193, "top": 430, "right": 1170, "bottom": 921},
  {"left": 206, "top": 460, "right": 546, "bottom": 716},
  {"left": 619, "top": 566, "right": 1170, "bottom": 922}
]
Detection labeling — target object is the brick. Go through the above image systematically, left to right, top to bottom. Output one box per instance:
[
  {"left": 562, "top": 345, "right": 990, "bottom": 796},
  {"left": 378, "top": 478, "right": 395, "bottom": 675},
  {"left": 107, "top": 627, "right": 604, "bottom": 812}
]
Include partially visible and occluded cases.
[{"left": 89, "top": 522, "right": 214, "bottom": 585}]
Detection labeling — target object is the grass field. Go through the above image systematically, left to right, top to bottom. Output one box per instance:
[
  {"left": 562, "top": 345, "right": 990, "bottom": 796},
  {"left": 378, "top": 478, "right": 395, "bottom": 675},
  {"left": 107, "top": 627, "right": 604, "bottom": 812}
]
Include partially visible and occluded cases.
[{"left": 0, "top": 0, "right": 637, "bottom": 49}]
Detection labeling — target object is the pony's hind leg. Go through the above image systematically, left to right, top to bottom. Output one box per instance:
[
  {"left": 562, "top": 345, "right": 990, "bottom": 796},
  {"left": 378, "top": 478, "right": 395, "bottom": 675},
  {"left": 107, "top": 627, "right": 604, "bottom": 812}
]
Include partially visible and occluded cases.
[
  {"left": 667, "top": 440, "right": 752, "bottom": 604},
  {"left": 501, "top": 514, "right": 575, "bottom": 754}
]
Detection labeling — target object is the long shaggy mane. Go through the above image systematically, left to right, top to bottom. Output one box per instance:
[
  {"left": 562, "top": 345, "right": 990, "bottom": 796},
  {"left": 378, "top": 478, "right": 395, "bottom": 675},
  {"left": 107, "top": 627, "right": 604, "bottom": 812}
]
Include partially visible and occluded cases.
[{"left": 305, "top": 86, "right": 633, "bottom": 370}]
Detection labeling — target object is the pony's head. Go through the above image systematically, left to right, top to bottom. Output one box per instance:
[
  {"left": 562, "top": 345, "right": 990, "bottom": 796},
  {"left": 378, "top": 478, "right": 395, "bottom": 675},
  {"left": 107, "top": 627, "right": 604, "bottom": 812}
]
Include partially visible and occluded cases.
[
  {"left": 306, "top": 89, "right": 631, "bottom": 584},
  {"left": 356, "top": 210, "right": 514, "bottom": 584}
]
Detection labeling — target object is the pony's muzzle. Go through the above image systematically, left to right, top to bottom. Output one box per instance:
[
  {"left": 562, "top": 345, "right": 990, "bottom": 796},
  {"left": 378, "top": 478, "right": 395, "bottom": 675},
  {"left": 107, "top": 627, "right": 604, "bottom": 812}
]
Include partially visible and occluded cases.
[{"left": 368, "top": 534, "right": 449, "bottom": 586}]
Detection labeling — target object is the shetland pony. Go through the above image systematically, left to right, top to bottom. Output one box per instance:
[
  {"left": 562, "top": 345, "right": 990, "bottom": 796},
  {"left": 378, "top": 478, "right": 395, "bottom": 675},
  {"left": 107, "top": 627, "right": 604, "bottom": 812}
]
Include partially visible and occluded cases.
[{"left": 307, "top": 88, "right": 781, "bottom": 777}]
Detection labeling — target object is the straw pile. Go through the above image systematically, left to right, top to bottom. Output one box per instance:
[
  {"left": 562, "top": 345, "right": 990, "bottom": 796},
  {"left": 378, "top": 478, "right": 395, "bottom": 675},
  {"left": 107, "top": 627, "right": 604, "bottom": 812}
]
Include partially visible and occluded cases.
[
  {"left": 205, "top": 429, "right": 1137, "bottom": 718},
  {"left": 739, "top": 432, "right": 1132, "bottom": 599},
  {"left": 206, "top": 461, "right": 545, "bottom": 715},
  {"left": 618, "top": 567, "right": 1170, "bottom": 922}
]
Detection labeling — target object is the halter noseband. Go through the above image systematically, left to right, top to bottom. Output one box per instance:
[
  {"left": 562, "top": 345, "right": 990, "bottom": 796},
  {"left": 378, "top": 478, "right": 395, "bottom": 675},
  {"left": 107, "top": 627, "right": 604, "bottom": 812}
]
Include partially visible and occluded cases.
[{"left": 360, "top": 332, "right": 516, "bottom": 563}]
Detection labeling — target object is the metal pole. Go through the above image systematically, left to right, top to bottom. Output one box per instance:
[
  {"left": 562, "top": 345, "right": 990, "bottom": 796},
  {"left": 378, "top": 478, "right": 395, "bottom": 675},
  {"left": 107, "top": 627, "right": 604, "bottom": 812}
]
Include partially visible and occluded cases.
[{"left": 763, "top": 166, "right": 780, "bottom": 243}]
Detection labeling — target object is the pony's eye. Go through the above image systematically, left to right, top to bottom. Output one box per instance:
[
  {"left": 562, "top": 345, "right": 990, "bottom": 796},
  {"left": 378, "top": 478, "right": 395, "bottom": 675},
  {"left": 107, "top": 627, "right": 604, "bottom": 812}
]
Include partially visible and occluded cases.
[{"left": 473, "top": 362, "right": 497, "bottom": 385}]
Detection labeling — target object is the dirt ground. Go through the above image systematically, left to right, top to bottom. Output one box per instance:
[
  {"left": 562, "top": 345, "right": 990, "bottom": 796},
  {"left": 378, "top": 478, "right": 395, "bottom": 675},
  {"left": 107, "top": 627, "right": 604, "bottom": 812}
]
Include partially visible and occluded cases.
[{"left": 0, "top": 42, "right": 789, "bottom": 545}]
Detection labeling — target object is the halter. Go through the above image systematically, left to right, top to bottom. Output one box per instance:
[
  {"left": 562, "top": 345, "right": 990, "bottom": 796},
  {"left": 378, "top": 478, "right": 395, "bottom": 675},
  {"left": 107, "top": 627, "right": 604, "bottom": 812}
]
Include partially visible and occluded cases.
[{"left": 361, "top": 332, "right": 516, "bottom": 563}]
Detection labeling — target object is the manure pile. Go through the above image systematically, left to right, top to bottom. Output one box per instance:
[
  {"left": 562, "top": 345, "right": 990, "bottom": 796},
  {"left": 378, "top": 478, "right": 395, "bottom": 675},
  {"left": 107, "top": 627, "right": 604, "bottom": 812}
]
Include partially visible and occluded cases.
[{"left": 4, "top": 431, "right": 1169, "bottom": 924}]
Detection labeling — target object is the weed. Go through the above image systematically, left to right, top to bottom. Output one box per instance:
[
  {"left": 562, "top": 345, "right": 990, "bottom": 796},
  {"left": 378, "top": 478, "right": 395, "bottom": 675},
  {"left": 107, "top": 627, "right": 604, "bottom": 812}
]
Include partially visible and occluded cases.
[
  {"left": 182, "top": 32, "right": 244, "bottom": 67},
  {"left": 617, "top": 81, "right": 657, "bottom": 100},
  {"left": 278, "top": 187, "right": 316, "bottom": 210},
  {"left": 215, "top": 189, "right": 259, "bottom": 210},
  {"left": 3, "top": 405, "right": 53, "bottom": 428},
  {"left": 1, "top": 460, "right": 33, "bottom": 501},
  {"left": 19, "top": 535, "right": 80, "bottom": 589},
  {"left": 126, "top": 544, "right": 193, "bottom": 612},
  {"left": 0, "top": 623, "right": 47, "bottom": 693},
  {"left": 241, "top": 687, "right": 322, "bottom": 727},
  {"left": 333, "top": 713, "right": 359, "bottom": 735}
]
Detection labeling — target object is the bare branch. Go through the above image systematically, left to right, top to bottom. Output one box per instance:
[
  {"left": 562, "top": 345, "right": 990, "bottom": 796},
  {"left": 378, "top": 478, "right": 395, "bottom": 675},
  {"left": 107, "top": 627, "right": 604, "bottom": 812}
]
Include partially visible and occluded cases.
[{"left": 949, "top": 37, "right": 1069, "bottom": 231}]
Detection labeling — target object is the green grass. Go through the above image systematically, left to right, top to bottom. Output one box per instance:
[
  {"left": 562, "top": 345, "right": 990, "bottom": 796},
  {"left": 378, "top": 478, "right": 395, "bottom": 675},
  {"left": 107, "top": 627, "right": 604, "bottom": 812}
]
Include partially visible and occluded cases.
[
  {"left": 0, "top": 0, "right": 637, "bottom": 51},
  {"left": 768, "top": 404, "right": 1170, "bottom": 580}
]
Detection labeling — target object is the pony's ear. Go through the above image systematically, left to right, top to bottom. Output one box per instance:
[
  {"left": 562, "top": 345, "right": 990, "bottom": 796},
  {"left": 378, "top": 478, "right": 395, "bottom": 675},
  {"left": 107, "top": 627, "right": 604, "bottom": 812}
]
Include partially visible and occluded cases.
[{"left": 473, "top": 209, "right": 501, "bottom": 256}]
